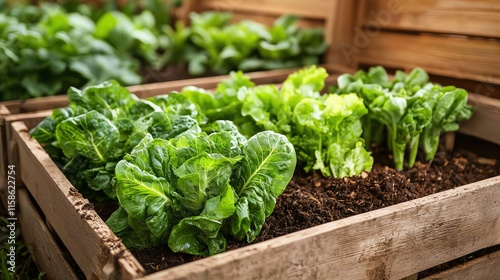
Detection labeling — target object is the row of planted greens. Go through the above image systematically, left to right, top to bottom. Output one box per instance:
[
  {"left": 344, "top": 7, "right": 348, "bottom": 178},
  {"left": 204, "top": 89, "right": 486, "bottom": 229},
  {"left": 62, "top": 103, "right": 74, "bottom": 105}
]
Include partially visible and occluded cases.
[
  {"left": 0, "top": 2, "right": 327, "bottom": 101},
  {"left": 30, "top": 65, "right": 473, "bottom": 256},
  {"left": 332, "top": 67, "right": 473, "bottom": 170}
]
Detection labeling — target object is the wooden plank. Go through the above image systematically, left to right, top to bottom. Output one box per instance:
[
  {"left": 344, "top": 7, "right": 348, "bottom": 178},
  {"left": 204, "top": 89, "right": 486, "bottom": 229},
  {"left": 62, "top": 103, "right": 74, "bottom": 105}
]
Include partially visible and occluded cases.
[
  {"left": 174, "top": 0, "right": 196, "bottom": 24},
  {"left": 196, "top": 0, "right": 334, "bottom": 20},
  {"left": 325, "top": 0, "right": 360, "bottom": 67},
  {"left": 361, "top": 0, "right": 500, "bottom": 38},
  {"left": 230, "top": 12, "right": 324, "bottom": 29},
  {"left": 358, "top": 32, "right": 500, "bottom": 85},
  {"left": 130, "top": 66, "right": 342, "bottom": 98},
  {"left": 128, "top": 67, "right": 299, "bottom": 98},
  {"left": 426, "top": 74, "right": 500, "bottom": 100},
  {"left": 459, "top": 93, "right": 500, "bottom": 145},
  {"left": 16, "top": 95, "right": 69, "bottom": 113},
  {"left": 0, "top": 102, "right": 21, "bottom": 114},
  {"left": 0, "top": 104, "right": 11, "bottom": 115},
  {"left": 0, "top": 105, "right": 13, "bottom": 211},
  {"left": 4, "top": 111, "right": 53, "bottom": 188},
  {"left": 12, "top": 121, "right": 144, "bottom": 280},
  {"left": 143, "top": 176, "right": 500, "bottom": 280},
  {"left": 17, "top": 188, "right": 79, "bottom": 280},
  {"left": 421, "top": 249, "right": 500, "bottom": 280},
  {"left": 401, "top": 274, "right": 418, "bottom": 280}
]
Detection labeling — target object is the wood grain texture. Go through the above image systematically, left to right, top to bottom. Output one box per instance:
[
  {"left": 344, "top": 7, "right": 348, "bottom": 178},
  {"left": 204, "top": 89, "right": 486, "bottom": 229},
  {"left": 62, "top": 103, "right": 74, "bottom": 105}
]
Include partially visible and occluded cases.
[
  {"left": 195, "top": 0, "right": 335, "bottom": 19},
  {"left": 325, "top": 0, "right": 360, "bottom": 67},
  {"left": 361, "top": 0, "right": 500, "bottom": 38},
  {"left": 230, "top": 12, "right": 325, "bottom": 29},
  {"left": 358, "top": 32, "right": 500, "bottom": 85},
  {"left": 128, "top": 67, "right": 300, "bottom": 98},
  {"left": 459, "top": 93, "right": 500, "bottom": 145},
  {"left": 0, "top": 102, "right": 21, "bottom": 114},
  {"left": 0, "top": 106, "right": 8, "bottom": 210},
  {"left": 4, "top": 111, "right": 52, "bottom": 189},
  {"left": 12, "top": 121, "right": 144, "bottom": 280},
  {"left": 143, "top": 176, "right": 500, "bottom": 280},
  {"left": 18, "top": 188, "right": 79, "bottom": 280},
  {"left": 421, "top": 249, "right": 500, "bottom": 280}
]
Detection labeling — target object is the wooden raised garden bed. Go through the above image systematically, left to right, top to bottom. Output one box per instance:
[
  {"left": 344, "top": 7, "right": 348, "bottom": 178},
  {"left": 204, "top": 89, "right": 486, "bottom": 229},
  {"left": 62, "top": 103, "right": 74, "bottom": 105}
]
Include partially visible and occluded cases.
[{"left": 9, "top": 85, "right": 500, "bottom": 279}]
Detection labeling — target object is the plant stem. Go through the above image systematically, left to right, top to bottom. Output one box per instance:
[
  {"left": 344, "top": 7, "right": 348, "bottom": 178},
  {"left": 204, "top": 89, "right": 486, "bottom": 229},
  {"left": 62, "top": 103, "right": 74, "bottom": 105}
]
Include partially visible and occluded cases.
[{"left": 408, "top": 136, "right": 419, "bottom": 168}]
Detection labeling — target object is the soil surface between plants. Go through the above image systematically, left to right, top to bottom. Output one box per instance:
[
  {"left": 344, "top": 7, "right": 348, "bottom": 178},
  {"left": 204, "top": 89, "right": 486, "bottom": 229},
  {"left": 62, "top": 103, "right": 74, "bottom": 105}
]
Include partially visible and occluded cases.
[{"left": 93, "top": 134, "right": 500, "bottom": 276}]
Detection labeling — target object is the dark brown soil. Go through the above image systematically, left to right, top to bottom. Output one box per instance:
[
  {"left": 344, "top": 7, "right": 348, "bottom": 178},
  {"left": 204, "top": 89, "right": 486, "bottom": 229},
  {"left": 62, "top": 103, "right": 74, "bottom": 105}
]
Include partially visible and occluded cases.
[{"left": 92, "top": 134, "right": 500, "bottom": 275}]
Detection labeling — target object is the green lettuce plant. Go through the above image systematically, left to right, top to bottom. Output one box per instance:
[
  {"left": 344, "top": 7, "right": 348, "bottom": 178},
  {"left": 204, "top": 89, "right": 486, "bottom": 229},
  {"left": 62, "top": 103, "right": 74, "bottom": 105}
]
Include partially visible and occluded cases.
[
  {"left": 166, "top": 12, "right": 328, "bottom": 75},
  {"left": 181, "top": 66, "right": 374, "bottom": 178},
  {"left": 333, "top": 66, "right": 474, "bottom": 170},
  {"left": 30, "top": 78, "right": 297, "bottom": 256},
  {"left": 30, "top": 80, "right": 202, "bottom": 198},
  {"left": 106, "top": 122, "right": 296, "bottom": 256}
]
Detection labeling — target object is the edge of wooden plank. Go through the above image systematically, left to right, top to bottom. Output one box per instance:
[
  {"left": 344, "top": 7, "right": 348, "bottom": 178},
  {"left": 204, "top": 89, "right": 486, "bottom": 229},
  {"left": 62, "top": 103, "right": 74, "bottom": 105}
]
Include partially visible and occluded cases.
[
  {"left": 197, "top": 0, "right": 334, "bottom": 20},
  {"left": 325, "top": 0, "right": 360, "bottom": 67},
  {"left": 360, "top": 0, "right": 500, "bottom": 39},
  {"left": 357, "top": 32, "right": 500, "bottom": 86},
  {"left": 127, "top": 67, "right": 305, "bottom": 98},
  {"left": 459, "top": 93, "right": 500, "bottom": 145},
  {"left": 0, "top": 102, "right": 21, "bottom": 114},
  {"left": 0, "top": 104, "right": 11, "bottom": 116},
  {"left": 0, "top": 105, "right": 10, "bottom": 210},
  {"left": 4, "top": 110, "right": 55, "bottom": 190},
  {"left": 12, "top": 121, "right": 144, "bottom": 280},
  {"left": 143, "top": 176, "right": 500, "bottom": 280},
  {"left": 18, "top": 188, "right": 80, "bottom": 280},
  {"left": 421, "top": 249, "right": 500, "bottom": 280}
]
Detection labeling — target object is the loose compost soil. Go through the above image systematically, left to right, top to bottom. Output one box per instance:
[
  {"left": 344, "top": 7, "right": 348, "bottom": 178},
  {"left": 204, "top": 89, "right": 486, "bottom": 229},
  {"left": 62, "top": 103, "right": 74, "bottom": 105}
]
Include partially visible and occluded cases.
[{"left": 93, "top": 133, "right": 500, "bottom": 276}]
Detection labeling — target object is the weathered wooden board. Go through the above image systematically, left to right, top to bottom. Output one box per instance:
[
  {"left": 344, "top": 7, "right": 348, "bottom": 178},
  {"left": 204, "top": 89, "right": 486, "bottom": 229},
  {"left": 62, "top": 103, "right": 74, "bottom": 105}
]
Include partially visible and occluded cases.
[
  {"left": 177, "top": 0, "right": 334, "bottom": 23},
  {"left": 194, "top": 0, "right": 334, "bottom": 19},
  {"left": 325, "top": 0, "right": 360, "bottom": 68},
  {"left": 352, "top": 0, "right": 500, "bottom": 87},
  {"left": 361, "top": 0, "right": 500, "bottom": 38},
  {"left": 357, "top": 32, "right": 500, "bottom": 85},
  {"left": 129, "top": 66, "right": 342, "bottom": 98},
  {"left": 460, "top": 93, "right": 500, "bottom": 145},
  {"left": 3, "top": 110, "right": 52, "bottom": 188},
  {"left": 13, "top": 121, "right": 144, "bottom": 280},
  {"left": 18, "top": 188, "right": 79, "bottom": 280},
  {"left": 420, "top": 249, "right": 500, "bottom": 280}
]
